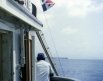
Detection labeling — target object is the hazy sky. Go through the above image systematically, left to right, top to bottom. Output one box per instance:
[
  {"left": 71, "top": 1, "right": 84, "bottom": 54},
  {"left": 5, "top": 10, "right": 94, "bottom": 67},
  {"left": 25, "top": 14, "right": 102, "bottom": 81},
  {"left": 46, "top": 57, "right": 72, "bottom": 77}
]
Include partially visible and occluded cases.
[{"left": 32, "top": 0, "right": 103, "bottom": 59}]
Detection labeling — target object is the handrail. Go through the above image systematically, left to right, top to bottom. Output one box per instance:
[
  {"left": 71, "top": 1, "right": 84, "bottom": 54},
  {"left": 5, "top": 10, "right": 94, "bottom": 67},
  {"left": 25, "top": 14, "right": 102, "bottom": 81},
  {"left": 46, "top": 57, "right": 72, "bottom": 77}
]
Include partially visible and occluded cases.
[{"left": 36, "top": 31, "right": 58, "bottom": 76}]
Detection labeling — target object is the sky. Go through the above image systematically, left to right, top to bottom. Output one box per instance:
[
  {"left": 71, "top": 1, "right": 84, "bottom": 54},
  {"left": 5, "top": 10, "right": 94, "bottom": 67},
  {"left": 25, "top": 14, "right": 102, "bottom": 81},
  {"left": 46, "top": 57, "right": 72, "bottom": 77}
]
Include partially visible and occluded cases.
[{"left": 31, "top": 0, "right": 103, "bottom": 59}]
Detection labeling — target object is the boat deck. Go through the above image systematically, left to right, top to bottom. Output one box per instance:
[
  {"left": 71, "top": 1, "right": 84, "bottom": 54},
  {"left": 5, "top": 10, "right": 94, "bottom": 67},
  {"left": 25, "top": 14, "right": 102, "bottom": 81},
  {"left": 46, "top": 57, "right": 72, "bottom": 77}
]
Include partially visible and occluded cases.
[{"left": 50, "top": 76, "right": 80, "bottom": 81}]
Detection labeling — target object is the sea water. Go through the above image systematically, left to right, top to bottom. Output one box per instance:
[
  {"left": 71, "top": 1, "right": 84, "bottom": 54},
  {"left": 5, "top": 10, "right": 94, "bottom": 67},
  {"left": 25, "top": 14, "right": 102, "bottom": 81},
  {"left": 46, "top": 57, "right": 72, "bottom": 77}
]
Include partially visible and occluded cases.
[{"left": 53, "top": 58, "right": 103, "bottom": 81}]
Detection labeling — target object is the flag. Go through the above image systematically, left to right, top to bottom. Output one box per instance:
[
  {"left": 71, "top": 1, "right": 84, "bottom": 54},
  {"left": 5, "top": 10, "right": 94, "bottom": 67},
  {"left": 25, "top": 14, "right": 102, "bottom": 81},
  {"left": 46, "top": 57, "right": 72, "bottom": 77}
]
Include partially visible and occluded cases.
[{"left": 41, "top": 0, "right": 55, "bottom": 11}]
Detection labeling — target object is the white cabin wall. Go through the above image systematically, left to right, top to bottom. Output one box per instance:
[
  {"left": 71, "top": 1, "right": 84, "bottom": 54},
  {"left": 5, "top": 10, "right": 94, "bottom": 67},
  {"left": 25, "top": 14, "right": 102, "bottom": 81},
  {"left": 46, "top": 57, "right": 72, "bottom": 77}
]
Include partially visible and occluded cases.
[
  {"left": 0, "top": 5, "right": 42, "bottom": 80},
  {"left": 0, "top": 19, "right": 23, "bottom": 81},
  {"left": 0, "top": 20, "right": 16, "bottom": 81},
  {"left": 13, "top": 26, "right": 38, "bottom": 81},
  {"left": 13, "top": 29, "right": 21, "bottom": 81}
]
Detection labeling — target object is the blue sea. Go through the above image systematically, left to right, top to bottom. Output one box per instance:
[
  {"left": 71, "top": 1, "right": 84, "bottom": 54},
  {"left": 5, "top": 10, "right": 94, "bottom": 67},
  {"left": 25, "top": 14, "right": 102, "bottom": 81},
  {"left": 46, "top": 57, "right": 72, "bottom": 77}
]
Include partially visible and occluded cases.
[{"left": 53, "top": 58, "right": 103, "bottom": 81}]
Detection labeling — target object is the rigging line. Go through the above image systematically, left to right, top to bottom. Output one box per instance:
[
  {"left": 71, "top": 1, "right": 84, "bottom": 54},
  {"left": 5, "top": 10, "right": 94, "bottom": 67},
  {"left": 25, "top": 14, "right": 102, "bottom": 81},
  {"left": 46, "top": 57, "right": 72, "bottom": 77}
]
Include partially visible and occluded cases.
[
  {"left": 43, "top": 13, "right": 65, "bottom": 76},
  {"left": 36, "top": 31, "right": 58, "bottom": 75}
]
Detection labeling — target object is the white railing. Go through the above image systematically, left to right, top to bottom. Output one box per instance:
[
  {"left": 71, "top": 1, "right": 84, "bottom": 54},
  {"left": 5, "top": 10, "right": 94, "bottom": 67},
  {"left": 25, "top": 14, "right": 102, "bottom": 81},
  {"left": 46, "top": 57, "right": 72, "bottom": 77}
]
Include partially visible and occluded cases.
[
  {"left": 13, "top": 0, "right": 32, "bottom": 12},
  {"left": 24, "top": 0, "right": 32, "bottom": 12}
]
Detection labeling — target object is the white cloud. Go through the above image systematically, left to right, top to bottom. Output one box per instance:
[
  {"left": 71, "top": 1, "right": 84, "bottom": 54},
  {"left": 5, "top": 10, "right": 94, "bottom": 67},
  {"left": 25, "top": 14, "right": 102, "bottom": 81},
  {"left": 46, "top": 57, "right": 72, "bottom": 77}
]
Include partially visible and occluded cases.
[
  {"left": 30, "top": 0, "right": 103, "bottom": 59},
  {"left": 31, "top": 0, "right": 103, "bottom": 17},
  {"left": 53, "top": 0, "right": 103, "bottom": 17},
  {"left": 53, "top": 0, "right": 66, "bottom": 7},
  {"left": 38, "top": 13, "right": 54, "bottom": 20},
  {"left": 61, "top": 27, "right": 79, "bottom": 34}
]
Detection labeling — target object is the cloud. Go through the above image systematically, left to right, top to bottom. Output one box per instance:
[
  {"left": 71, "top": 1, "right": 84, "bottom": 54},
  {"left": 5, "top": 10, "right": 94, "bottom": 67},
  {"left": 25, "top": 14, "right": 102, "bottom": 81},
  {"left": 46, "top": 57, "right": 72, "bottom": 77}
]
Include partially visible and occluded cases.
[
  {"left": 30, "top": 0, "right": 103, "bottom": 59},
  {"left": 31, "top": 0, "right": 103, "bottom": 17},
  {"left": 53, "top": 0, "right": 103, "bottom": 17},
  {"left": 53, "top": 0, "right": 66, "bottom": 7},
  {"left": 66, "top": 0, "right": 92, "bottom": 17},
  {"left": 38, "top": 13, "right": 54, "bottom": 20},
  {"left": 61, "top": 27, "right": 79, "bottom": 34}
]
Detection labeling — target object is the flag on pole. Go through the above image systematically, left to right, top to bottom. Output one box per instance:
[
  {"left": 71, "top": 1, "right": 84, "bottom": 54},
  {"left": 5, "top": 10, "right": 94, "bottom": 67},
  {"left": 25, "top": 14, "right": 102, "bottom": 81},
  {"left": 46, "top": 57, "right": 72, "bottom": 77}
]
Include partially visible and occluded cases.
[{"left": 41, "top": 0, "right": 55, "bottom": 11}]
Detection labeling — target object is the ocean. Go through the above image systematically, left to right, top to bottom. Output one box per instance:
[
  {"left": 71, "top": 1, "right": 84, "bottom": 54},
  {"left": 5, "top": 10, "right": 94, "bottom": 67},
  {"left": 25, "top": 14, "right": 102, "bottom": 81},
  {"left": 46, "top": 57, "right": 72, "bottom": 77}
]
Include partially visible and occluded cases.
[{"left": 53, "top": 58, "right": 103, "bottom": 81}]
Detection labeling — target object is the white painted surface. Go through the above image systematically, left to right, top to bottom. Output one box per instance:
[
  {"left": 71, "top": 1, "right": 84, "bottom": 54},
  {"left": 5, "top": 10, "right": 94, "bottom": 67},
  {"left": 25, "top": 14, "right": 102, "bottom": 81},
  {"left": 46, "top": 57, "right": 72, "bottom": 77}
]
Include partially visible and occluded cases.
[
  {"left": 0, "top": 0, "right": 43, "bottom": 30},
  {"left": 0, "top": 15, "right": 38, "bottom": 81},
  {"left": 32, "top": 36, "right": 36, "bottom": 81}
]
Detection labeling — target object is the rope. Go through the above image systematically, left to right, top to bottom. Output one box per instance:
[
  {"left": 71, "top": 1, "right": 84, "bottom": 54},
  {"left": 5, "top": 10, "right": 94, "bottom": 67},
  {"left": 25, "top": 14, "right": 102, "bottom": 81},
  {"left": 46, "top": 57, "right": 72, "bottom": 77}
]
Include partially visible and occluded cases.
[{"left": 43, "top": 12, "right": 65, "bottom": 76}]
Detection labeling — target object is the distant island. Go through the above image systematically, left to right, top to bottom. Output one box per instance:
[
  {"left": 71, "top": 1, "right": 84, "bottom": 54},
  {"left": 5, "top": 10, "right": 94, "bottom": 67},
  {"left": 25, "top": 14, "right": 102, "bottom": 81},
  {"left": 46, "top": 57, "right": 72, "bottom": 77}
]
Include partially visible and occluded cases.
[
  {"left": 45, "top": 57, "right": 69, "bottom": 59},
  {"left": 51, "top": 57, "right": 69, "bottom": 59}
]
